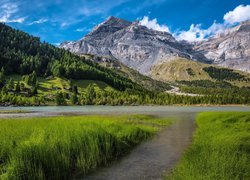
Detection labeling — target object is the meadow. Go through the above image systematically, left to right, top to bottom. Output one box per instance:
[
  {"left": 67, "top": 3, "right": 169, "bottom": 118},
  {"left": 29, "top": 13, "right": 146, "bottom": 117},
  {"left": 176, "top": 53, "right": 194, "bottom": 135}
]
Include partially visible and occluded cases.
[
  {"left": 170, "top": 112, "right": 250, "bottom": 180},
  {"left": 0, "top": 115, "right": 171, "bottom": 179}
]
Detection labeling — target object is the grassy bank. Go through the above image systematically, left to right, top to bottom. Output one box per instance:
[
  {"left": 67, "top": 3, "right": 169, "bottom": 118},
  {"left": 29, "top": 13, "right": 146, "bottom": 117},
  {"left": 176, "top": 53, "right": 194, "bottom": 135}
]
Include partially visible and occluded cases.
[
  {"left": 170, "top": 112, "right": 250, "bottom": 180},
  {"left": 0, "top": 115, "right": 171, "bottom": 179}
]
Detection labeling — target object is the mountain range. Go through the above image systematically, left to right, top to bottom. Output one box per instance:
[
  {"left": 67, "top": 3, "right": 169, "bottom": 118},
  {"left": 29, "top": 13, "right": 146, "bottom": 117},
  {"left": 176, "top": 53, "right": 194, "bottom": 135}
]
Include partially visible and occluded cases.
[
  {"left": 60, "top": 16, "right": 250, "bottom": 77},
  {"left": 0, "top": 21, "right": 249, "bottom": 106}
]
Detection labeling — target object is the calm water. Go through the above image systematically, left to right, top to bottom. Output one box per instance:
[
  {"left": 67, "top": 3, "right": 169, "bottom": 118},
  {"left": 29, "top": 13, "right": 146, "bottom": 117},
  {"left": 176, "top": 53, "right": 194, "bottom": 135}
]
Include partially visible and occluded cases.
[
  {"left": 0, "top": 105, "right": 249, "bottom": 118},
  {"left": 0, "top": 106, "right": 249, "bottom": 179}
]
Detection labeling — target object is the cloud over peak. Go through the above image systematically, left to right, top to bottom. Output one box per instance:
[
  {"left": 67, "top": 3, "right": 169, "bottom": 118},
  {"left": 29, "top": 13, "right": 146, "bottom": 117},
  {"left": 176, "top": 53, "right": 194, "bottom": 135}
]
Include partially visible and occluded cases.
[
  {"left": 174, "top": 4, "right": 250, "bottom": 42},
  {"left": 224, "top": 5, "right": 250, "bottom": 24},
  {"left": 139, "top": 16, "right": 170, "bottom": 33},
  {"left": 174, "top": 22, "right": 226, "bottom": 42}
]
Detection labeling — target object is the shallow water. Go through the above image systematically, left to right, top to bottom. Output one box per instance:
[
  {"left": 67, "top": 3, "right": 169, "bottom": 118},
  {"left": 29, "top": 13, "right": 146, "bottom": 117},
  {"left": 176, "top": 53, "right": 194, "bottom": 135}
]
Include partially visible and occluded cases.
[
  {"left": 0, "top": 105, "right": 249, "bottom": 118},
  {"left": 0, "top": 106, "right": 249, "bottom": 179}
]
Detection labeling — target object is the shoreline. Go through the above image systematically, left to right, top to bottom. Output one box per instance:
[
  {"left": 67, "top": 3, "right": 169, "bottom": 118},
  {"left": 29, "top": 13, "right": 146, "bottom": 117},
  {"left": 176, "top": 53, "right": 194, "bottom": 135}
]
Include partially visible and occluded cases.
[{"left": 0, "top": 104, "right": 249, "bottom": 108}]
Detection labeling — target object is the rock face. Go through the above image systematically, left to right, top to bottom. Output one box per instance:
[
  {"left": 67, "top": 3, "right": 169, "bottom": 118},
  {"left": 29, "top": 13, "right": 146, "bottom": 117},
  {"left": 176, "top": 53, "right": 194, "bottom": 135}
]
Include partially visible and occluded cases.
[
  {"left": 60, "top": 16, "right": 197, "bottom": 74},
  {"left": 60, "top": 17, "right": 250, "bottom": 74},
  {"left": 194, "top": 20, "right": 250, "bottom": 72}
]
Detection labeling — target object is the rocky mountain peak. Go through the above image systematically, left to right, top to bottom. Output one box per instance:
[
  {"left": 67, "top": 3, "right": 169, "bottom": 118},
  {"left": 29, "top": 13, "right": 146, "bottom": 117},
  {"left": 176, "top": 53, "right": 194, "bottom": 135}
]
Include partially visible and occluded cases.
[
  {"left": 60, "top": 16, "right": 250, "bottom": 74},
  {"left": 86, "top": 16, "right": 131, "bottom": 39},
  {"left": 194, "top": 20, "right": 250, "bottom": 72},
  {"left": 236, "top": 20, "right": 250, "bottom": 32}
]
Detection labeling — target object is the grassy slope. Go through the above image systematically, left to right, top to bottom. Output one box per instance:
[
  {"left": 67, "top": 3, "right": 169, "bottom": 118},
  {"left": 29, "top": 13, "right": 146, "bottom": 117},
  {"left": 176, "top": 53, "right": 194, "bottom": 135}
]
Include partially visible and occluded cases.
[
  {"left": 82, "top": 54, "right": 172, "bottom": 92},
  {"left": 150, "top": 58, "right": 250, "bottom": 87},
  {"left": 151, "top": 58, "right": 211, "bottom": 82},
  {"left": 117, "top": 63, "right": 172, "bottom": 91},
  {"left": 7, "top": 75, "right": 111, "bottom": 97},
  {"left": 170, "top": 112, "right": 250, "bottom": 180},
  {"left": 0, "top": 115, "right": 171, "bottom": 179}
]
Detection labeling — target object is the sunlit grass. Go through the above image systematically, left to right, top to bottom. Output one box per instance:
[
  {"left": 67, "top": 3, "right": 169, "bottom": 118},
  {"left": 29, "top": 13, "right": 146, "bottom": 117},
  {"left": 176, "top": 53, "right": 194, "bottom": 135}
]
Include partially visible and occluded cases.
[
  {"left": 169, "top": 112, "right": 250, "bottom": 180},
  {"left": 0, "top": 115, "right": 171, "bottom": 179}
]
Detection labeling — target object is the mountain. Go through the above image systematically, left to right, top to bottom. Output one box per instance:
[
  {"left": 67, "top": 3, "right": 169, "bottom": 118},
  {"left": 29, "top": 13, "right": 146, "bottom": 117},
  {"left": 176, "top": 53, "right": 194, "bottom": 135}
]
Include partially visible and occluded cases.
[
  {"left": 60, "top": 16, "right": 200, "bottom": 75},
  {"left": 60, "top": 17, "right": 250, "bottom": 74},
  {"left": 194, "top": 20, "right": 250, "bottom": 72},
  {"left": 0, "top": 22, "right": 144, "bottom": 92},
  {"left": 0, "top": 22, "right": 249, "bottom": 105},
  {"left": 81, "top": 54, "right": 172, "bottom": 92}
]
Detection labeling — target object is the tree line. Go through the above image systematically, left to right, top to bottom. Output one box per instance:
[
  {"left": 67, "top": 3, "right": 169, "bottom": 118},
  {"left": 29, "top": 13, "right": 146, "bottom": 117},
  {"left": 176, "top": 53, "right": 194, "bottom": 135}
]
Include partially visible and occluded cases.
[
  {"left": 0, "top": 23, "right": 142, "bottom": 92},
  {"left": 0, "top": 23, "right": 249, "bottom": 106}
]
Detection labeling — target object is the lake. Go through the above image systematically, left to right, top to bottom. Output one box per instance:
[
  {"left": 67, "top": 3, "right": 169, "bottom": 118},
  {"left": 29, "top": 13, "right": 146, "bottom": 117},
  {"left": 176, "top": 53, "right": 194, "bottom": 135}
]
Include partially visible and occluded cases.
[{"left": 0, "top": 105, "right": 249, "bottom": 118}]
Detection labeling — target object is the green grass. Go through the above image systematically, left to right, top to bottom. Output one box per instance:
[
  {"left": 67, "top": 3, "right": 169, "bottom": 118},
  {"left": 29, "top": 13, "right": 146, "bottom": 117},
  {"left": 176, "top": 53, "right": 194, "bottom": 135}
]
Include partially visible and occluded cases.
[
  {"left": 150, "top": 58, "right": 250, "bottom": 88},
  {"left": 6, "top": 75, "right": 112, "bottom": 105},
  {"left": 7, "top": 75, "right": 110, "bottom": 95},
  {"left": 74, "top": 80, "right": 109, "bottom": 89},
  {"left": 169, "top": 112, "right": 250, "bottom": 180},
  {"left": 0, "top": 115, "right": 171, "bottom": 179}
]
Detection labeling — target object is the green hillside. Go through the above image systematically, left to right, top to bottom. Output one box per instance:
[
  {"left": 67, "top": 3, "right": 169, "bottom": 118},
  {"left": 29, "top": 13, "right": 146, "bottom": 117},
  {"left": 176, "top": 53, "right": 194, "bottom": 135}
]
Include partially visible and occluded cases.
[
  {"left": 0, "top": 23, "right": 142, "bottom": 92},
  {"left": 81, "top": 54, "right": 172, "bottom": 92},
  {"left": 150, "top": 58, "right": 250, "bottom": 87},
  {"left": 150, "top": 58, "right": 250, "bottom": 98}
]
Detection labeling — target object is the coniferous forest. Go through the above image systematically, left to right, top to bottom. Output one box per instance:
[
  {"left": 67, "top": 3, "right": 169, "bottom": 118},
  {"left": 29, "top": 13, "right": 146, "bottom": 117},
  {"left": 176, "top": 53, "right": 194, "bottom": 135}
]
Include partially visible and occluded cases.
[{"left": 0, "top": 23, "right": 249, "bottom": 106}]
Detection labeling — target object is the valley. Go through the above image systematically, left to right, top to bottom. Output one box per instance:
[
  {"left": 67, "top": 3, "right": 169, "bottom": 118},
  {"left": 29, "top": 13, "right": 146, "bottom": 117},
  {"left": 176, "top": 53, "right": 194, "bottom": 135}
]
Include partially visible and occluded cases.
[
  {"left": 0, "top": 2, "right": 250, "bottom": 179},
  {"left": 1, "top": 22, "right": 249, "bottom": 106}
]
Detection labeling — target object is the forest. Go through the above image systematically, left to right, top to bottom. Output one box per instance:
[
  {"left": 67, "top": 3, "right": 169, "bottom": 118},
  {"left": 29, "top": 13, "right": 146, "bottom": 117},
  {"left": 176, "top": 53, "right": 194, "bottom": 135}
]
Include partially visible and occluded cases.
[
  {"left": 0, "top": 23, "right": 250, "bottom": 106},
  {"left": 203, "top": 66, "right": 248, "bottom": 81}
]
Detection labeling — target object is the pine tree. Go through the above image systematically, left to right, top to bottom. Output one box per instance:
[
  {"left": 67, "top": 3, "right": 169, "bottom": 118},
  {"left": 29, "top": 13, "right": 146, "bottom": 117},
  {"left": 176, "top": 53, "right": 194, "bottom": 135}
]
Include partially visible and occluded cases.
[
  {"left": 0, "top": 67, "right": 5, "bottom": 87},
  {"left": 7, "top": 79, "right": 14, "bottom": 91},
  {"left": 15, "top": 81, "right": 21, "bottom": 92},
  {"left": 85, "top": 84, "right": 96, "bottom": 105},
  {"left": 55, "top": 92, "right": 66, "bottom": 105},
  {"left": 70, "top": 93, "right": 78, "bottom": 105}
]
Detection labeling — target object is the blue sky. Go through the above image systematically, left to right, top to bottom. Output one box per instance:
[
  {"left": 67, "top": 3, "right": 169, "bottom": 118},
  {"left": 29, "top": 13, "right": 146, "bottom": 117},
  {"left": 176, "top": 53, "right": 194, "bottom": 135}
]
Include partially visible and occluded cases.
[{"left": 1, "top": 0, "right": 250, "bottom": 44}]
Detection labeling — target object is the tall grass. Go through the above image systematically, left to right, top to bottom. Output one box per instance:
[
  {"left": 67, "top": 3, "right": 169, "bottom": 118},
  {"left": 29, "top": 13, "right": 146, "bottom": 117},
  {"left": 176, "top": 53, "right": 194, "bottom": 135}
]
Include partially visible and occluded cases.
[
  {"left": 170, "top": 112, "right": 250, "bottom": 180},
  {"left": 0, "top": 115, "right": 170, "bottom": 179}
]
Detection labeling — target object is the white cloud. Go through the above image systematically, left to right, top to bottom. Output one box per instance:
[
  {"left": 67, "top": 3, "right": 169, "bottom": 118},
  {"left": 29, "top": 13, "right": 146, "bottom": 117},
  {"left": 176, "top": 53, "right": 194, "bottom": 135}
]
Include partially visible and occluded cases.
[
  {"left": 0, "top": 2, "right": 26, "bottom": 23},
  {"left": 175, "top": 4, "right": 250, "bottom": 42},
  {"left": 224, "top": 5, "right": 250, "bottom": 24},
  {"left": 139, "top": 16, "right": 170, "bottom": 33},
  {"left": 8, "top": 17, "right": 26, "bottom": 23},
  {"left": 28, "top": 18, "right": 48, "bottom": 25},
  {"left": 60, "top": 22, "right": 70, "bottom": 28},
  {"left": 174, "top": 22, "right": 227, "bottom": 42},
  {"left": 174, "top": 24, "right": 205, "bottom": 42},
  {"left": 76, "top": 28, "right": 87, "bottom": 32},
  {"left": 52, "top": 43, "right": 60, "bottom": 46}
]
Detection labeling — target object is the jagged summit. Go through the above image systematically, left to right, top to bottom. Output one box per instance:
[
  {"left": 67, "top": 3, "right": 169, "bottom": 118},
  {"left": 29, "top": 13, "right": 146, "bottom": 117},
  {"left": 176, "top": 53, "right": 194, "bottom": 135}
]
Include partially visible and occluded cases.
[
  {"left": 60, "top": 16, "right": 193, "bottom": 74},
  {"left": 86, "top": 16, "right": 131, "bottom": 39},
  {"left": 105, "top": 16, "right": 130, "bottom": 24},
  {"left": 60, "top": 17, "right": 250, "bottom": 73},
  {"left": 194, "top": 20, "right": 250, "bottom": 72},
  {"left": 235, "top": 20, "right": 250, "bottom": 32}
]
